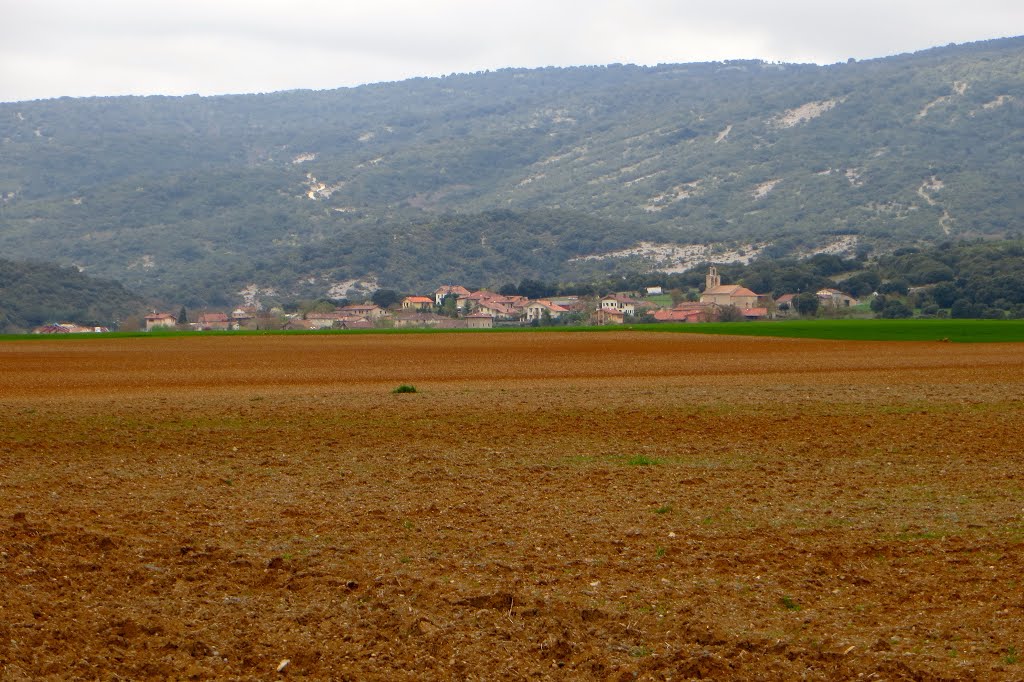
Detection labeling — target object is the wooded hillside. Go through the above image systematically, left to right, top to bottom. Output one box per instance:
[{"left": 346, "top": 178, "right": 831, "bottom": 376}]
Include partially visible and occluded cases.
[{"left": 1, "top": 37, "right": 1021, "bottom": 305}]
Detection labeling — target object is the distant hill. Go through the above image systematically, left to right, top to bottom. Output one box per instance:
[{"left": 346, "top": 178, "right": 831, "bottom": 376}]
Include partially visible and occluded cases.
[
  {"left": 0, "top": 36, "right": 1021, "bottom": 305},
  {"left": 0, "top": 259, "right": 144, "bottom": 333}
]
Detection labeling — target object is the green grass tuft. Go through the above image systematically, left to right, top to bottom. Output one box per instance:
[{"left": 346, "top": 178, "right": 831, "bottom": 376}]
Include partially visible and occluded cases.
[
  {"left": 392, "top": 384, "right": 418, "bottom": 394},
  {"left": 626, "top": 455, "right": 660, "bottom": 466}
]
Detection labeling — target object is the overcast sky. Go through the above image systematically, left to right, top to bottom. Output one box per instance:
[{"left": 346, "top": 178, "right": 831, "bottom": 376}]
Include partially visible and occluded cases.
[{"left": 2, "top": 1, "right": 1022, "bottom": 102}]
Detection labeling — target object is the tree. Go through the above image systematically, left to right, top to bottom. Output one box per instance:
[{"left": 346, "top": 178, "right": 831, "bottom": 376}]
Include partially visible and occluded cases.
[
  {"left": 906, "top": 258, "right": 954, "bottom": 285},
  {"left": 843, "top": 271, "right": 881, "bottom": 298},
  {"left": 517, "top": 278, "right": 553, "bottom": 300},
  {"left": 878, "top": 279, "right": 909, "bottom": 296},
  {"left": 931, "top": 281, "right": 959, "bottom": 308},
  {"left": 371, "top": 289, "right": 400, "bottom": 309},
  {"left": 793, "top": 293, "right": 820, "bottom": 316},
  {"left": 439, "top": 294, "right": 459, "bottom": 318},
  {"left": 951, "top": 298, "right": 983, "bottom": 319},
  {"left": 300, "top": 299, "right": 335, "bottom": 315},
  {"left": 880, "top": 300, "right": 913, "bottom": 318},
  {"left": 717, "top": 305, "right": 744, "bottom": 322},
  {"left": 177, "top": 306, "right": 188, "bottom": 325},
  {"left": 256, "top": 311, "right": 284, "bottom": 330}
]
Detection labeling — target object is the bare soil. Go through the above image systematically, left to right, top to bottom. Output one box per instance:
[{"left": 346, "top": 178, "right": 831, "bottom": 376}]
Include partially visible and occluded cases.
[{"left": 1, "top": 332, "right": 1023, "bottom": 680}]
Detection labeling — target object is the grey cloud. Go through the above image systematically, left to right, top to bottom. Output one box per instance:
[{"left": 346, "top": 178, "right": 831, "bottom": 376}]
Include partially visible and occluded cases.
[{"left": 1, "top": 0, "right": 1021, "bottom": 101}]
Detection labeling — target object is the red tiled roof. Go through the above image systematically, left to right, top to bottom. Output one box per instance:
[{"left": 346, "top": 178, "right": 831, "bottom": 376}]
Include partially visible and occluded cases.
[
  {"left": 703, "top": 284, "right": 742, "bottom": 295},
  {"left": 435, "top": 285, "right": 471, "bottom": 296},
  {"left": 704, "top": 285, "right": 760, "bottom": 297},
  {"left": 462, "top": 290, "right": 497, "bottom": 301},
  {"left": 477, "top": 300, "right": 517, "bottom": 315},
  {"left": 531, "top": 300, "right": 569, "bottom": 313},
  {"left": 654, "top": 309, "right": 705, "bottom": 322},
  {"left": 305, "top": 312, "right": 347, "bottom": 320},
  {"left": 35, "top": 323, "right": 102, "bottom": 333}
]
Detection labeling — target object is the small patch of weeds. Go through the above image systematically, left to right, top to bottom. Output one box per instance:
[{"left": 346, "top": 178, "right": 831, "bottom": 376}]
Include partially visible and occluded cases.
[
  {"left": 392, "top": 384, "right": 418, "bottom": 394},
  {"left": 626, "top": 455, "right": 660, "bottom": 467},
  {"left": 654, "top": 504, "right": 672, "bottom": 514},
  {"left": 402, "top": 519, "right": 415, "bottom": 530},
  {"left": 655, "top": 546, "right": 666, "bottom": 559},
  {"left": 779, "top": 595, "right": 801, "bottom": 611},
  {"left": 629, "top": 646, "right": 651, "bottom": 658},
  {"left": 1006, "top": 646, "right": 1019, "bottom": 665}
]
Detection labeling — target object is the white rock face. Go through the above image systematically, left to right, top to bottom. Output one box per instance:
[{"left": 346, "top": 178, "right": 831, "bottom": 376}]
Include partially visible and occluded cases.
[
  {"left": 773, "top": 99, "right": 842, "bottom": 128},
  {"left": 570, "top": 242, "right": 768, "bottom": 273}
]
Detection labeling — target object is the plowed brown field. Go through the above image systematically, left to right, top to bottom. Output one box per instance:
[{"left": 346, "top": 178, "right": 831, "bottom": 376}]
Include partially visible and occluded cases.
[{"left": 2, "top": 332, "right": 1023, "bottom": 680}]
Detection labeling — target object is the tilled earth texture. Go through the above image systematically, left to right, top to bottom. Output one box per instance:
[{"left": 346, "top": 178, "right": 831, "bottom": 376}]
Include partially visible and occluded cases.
[{"left": 2, "top": 332, "right": 1023, "bottom": 681}]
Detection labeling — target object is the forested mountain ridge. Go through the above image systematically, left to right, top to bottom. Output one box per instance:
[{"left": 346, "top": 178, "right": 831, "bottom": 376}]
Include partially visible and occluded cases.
[
  {"left": 0, "top": 37, "right": 1021, "bottom": 306},
  {"left": 0, "top": 259, "right": 145, "bottom": 332}
]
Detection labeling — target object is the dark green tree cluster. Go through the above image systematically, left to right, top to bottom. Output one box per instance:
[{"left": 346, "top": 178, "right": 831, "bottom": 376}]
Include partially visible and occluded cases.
[
  {"left": 875, "top": 241, "right": 1024, "bottom": 318},
  {"left": 0, "top": 259, "right": 145, "bottom": 332}
]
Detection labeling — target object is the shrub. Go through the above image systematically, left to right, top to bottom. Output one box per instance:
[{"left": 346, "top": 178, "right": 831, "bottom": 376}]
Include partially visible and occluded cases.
[
  {"left": 880, "top": 300, "right": 913, "bottom": 318},
  {"left": 780, "top": 595, "right": 801, "bottom": 611}
]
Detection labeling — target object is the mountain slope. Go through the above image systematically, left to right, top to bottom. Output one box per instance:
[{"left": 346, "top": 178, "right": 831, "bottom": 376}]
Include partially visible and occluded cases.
[
  {"left": 0, "top": 37, "right": 1021, "bottom": 304},
  {"left": 0, "top": 259, "right": 145, "bottom": 332}
]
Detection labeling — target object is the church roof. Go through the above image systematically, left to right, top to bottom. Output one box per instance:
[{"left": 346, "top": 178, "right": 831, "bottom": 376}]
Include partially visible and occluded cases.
[{"left": 704, "top": 285, "right": 759, "bottom": 298}]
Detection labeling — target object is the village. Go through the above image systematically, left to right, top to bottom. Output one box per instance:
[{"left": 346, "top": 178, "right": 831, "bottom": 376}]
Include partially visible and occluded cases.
[{"left": 134, "top": 267, "right": 860, "bottom": 333}]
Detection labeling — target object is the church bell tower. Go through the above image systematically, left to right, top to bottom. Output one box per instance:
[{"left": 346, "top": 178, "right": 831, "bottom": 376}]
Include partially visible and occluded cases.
[{"left": 705, "top": 266, "right": 721, "bottom": 291}]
